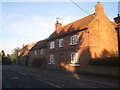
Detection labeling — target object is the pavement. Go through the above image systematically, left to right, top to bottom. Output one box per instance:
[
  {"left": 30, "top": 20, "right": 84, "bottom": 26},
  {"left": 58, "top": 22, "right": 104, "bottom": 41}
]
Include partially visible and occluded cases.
[{"left": 2, "top": 65, "right": 119, "bottom": 88}]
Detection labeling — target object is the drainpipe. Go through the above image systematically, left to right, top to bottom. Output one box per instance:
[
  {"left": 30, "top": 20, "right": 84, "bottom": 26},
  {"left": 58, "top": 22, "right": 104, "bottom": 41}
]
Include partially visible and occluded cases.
[{"left": 118, "top": 25, "right": 120, "bottom": 57}]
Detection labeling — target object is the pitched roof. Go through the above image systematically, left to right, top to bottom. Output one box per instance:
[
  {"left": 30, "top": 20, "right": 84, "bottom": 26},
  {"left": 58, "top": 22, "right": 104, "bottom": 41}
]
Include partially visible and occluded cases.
[
  {"left": 47, "top": 13, "right": 95, "bottom": 41},
  {"left": 111, "top": 21, "right": 118, "bottom": 28},
  {"left": 30, "top": 39, "right": 47, "bottom": 51},
  {"left": 18, "top": 44, "right": 33, "bottom": 57},
  {"left": 21, "top": 51, "right": 29, "bottom": 57}
]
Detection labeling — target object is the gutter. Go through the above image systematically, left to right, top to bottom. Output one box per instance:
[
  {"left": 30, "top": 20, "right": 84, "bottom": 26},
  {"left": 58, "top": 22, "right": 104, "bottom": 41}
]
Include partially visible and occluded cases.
[{"left": 47, "top": 28, "right": 88, "bottom": 41}]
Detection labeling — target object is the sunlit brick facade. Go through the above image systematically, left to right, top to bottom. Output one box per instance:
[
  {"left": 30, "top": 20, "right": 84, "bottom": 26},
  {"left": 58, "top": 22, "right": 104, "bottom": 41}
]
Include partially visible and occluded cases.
[{"left": 28, "top": 2, "right": 118, "bottom": 71}]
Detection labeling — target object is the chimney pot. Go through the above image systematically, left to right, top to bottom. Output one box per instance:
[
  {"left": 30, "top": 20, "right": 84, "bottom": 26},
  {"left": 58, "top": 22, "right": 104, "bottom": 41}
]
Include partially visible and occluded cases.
[
  {"left": 95, "top": 1, "right": 104, "bottom": 15},
  {"left": 97, "top": 1, "right": 100, "bottom": 4},
  {"left": 118, "top": 14, "right": 120, "bottom": 17},
  {"left": 55, "top": 20, "right": 62, "bottom": 31}
]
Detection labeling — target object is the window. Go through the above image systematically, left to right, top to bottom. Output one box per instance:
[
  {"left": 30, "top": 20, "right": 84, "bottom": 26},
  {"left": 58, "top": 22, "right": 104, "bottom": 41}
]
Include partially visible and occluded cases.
[
  {"left": 70, "top": 35, "right": 78, "bottom": 45},
  {"left": 59, "top": 39, "right": 64, "bottom": 47},
  {"left": 50, "top": 41, "right": 55, "bottom": 49},
  {"left": 40, "top": 49, "right": 44, "bottom": 55},
  {"left": 34, "top": 50, "right": 37, "bottom": 55},
  {"left": 71, "top": 53, "right": 79, "bottom": 64},
  {"left": 50, "top": 54, "right": 55, "bottom": 63}
]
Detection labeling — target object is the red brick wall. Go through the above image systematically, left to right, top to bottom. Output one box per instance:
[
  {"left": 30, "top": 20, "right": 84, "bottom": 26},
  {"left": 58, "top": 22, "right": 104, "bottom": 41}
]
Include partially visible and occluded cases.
[{"left": 28, "top": 48, "right": 47, "bottom": 67}]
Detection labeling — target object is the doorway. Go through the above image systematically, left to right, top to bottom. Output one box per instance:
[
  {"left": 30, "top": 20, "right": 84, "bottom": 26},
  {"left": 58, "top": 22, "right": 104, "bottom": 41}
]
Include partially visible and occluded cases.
[{"left": 59, "top": 54, "right": 65, "bottom": 68}]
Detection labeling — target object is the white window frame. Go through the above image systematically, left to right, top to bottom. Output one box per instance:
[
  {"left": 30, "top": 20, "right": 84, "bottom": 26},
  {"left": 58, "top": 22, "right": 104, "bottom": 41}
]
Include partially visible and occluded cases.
[
  {"left": 70, "top": 35, "right": 79, "bottom": 45},
  {"left": 59, "top": 39, "right": 64, "bottom": 47},
  {"left": 50, "top": 41, "right": 55, "bottom": 49},
  {"left": 40, "top": 49, "right": 44, "bottom": 55},
  {"left": 34, "top": 50, "right": 37, "bottom": 55},
  {"left": 71, "top": 52, "right": 79, "bottom": 64},
  {"left": 49, "top": 54, "right": 55, "bottom": 64}
]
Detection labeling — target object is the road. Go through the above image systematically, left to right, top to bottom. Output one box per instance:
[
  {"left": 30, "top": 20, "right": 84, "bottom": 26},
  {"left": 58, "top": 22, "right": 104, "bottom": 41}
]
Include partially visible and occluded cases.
[{"left": 2, "top": 65, "right": 119, "bottom": 88}]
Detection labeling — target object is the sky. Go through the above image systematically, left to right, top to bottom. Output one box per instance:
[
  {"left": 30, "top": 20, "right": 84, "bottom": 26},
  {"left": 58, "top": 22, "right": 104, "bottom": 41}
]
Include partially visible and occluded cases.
[{"left": 0, "top": 0, "right": 119, "bottom": 55}]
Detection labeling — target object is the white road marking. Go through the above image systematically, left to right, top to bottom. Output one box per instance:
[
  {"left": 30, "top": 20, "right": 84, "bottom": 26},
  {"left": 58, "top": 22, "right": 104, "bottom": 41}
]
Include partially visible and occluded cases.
[
  {"left": 17, "top": 71, "right": 27, "bottom": 76},
  {"left": 9, "top": 76, "right": 19, "bottom": 80},
  {"left": 36, "top": 78, "right": 61, "bottom": 88}
]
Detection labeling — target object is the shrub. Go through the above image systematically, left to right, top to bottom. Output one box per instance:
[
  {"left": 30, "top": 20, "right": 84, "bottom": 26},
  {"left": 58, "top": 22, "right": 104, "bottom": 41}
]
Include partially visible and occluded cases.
[{"left": 88, "top": 57, "right": 120, "bottom": 67}]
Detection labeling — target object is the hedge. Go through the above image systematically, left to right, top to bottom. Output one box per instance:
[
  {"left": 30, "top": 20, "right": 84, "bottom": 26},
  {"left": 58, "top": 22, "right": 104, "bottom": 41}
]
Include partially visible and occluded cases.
[{"left": 88, "top": 57, "right": 120, "bottom": 67}]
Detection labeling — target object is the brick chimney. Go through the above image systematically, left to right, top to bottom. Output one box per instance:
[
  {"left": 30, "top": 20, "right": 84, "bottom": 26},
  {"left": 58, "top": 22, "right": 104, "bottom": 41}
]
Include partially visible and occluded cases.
[
  {"left": 95, "top": 2, "right": 104, "bottom": 15},
  {"left": 114, "top": 14, "right": 120, "bottom": 24},
  {"left": 55, "top": 20, "right": 62, "bottom": 31},
  {"left": 22, "top": 44, "right": 25, "bottom": 48}
]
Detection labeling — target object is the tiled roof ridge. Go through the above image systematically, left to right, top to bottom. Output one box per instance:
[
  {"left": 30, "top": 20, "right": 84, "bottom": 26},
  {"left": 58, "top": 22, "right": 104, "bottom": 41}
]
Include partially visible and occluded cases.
[
  {"left": 47, "top": 13, "right": 95, "bottom": 41},
  {"left": 56, "top": 13, "right": 95, "bottom": 32},
  {"left": 30, "top": 39, "right": 47, "bottom": 51}
]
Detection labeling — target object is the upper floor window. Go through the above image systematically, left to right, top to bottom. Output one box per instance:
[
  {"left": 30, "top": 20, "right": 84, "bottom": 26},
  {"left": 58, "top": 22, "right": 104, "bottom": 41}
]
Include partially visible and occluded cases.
[
  {"left": 70, "top": 35, "right": 78, "bottom": 45},
  {"left": 59, "top": 39, "right": 64, "bottom": 47},
  {"left": 50, "top": 41, "right": 55, "bottom": 49},
  {"left": 40, "top": 49, "right": 44, "bottom": 55},
  {"left": 34, "top": 50, "right": 37, "bottom": 55},
  {"left": 71, "top": 52, "right": 79, "bottom": 64}
]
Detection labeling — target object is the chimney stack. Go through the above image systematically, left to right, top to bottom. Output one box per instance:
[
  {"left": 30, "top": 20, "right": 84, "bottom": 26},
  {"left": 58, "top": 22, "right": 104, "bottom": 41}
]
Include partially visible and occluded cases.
[
  {"left": 95, "top": 2, "right": 104, "bottom": 15},
  {"left": 114, "top": 14, "right": 120, "bottom": 24},
  {"left": 118, "top": 14, "right": 120, "bottom": 17},
  {"left": 55, "top": 20, "right": 62, "bottom": 31},
  {"left": 22, "top": 44, "right": 25, "bottom": 48}
]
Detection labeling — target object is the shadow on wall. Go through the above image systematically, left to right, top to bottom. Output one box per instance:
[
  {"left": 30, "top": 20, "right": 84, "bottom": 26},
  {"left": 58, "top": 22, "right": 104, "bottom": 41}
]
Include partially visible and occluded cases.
[
  {"left": 78, "top": 46, "right": 92, "bottom": 69},
  {"left": 94, "top": 49, "right": 118, "bottom": 58},
  {"left": 31, "top": 58, "right": 47, "bottom": 68}
]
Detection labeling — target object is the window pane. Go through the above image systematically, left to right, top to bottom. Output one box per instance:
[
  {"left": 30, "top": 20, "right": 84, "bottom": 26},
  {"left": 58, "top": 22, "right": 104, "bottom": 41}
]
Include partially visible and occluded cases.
[
  {"left": 59, "top": 39, "right": 64, "bottom": 47},
  {"left": 50, "top": 41, "right": 54, "bottom": 49},
  {"left": 71, "top": 53, "right": 78, "bottom": 63},
  {"left": 50, "top": 55, "right": 54, "bottom": 63}
]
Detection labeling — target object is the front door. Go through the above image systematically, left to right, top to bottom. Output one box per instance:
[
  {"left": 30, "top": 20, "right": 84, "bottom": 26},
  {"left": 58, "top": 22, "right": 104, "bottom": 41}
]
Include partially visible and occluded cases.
[{"left": 59, "top": 54, "right": 65, "bottom": 67}]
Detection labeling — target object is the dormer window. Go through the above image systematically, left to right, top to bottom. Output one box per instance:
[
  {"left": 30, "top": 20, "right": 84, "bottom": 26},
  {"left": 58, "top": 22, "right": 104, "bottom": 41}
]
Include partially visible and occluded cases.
[
  {"left": 70, "top": 35, "right": 79, "bottom": 45},
  {"left": 59, "top": 39, "right": 64, "bottom": 47},
  {"left": 50, "top": 41, "right": 55, "bottom": 49}
]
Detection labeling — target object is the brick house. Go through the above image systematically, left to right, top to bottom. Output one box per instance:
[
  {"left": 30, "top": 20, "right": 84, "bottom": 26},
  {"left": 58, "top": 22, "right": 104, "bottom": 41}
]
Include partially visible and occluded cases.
[
  {"left": 28, "top": 2, "right": 118, "bottom": 72},
  {"left": 45, "top": 2, "right": 118, "bottom": 71},
  {"left": 28, "top": 40, "right": 47, "bottom": 67},
  {"left": 18, "top": 44, "right": 34, "bottom": 65}
]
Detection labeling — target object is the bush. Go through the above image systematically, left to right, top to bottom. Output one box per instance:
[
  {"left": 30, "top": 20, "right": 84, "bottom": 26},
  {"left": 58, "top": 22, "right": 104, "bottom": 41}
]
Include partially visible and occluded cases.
[
  {"left": 2, "top": 57, "right": 12, "bottom": 65},
  {"left": 88, "top": 57, "right": 120, "bottom": 67}
]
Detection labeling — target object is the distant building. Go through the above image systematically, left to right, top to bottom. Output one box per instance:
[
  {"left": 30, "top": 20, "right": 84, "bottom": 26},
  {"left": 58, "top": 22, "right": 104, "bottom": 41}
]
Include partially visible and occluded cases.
[
  {"left": 28, "top": 40, "right": 47, "bottom": 67},
  {"left": 18, "top": 43, "right": 35, "bottom": 65}
]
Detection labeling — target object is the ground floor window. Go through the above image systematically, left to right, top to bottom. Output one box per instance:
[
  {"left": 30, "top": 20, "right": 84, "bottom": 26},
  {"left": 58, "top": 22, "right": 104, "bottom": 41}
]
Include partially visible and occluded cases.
[
  {"left": 71, "top": 52, "right": 79, "bottom": 64},
  {"left": 49, "top": 54, "right": 55, "bottom": 64}
]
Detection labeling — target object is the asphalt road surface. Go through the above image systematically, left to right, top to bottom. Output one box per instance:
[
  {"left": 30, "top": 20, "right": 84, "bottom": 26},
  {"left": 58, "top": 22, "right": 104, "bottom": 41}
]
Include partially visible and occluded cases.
[{"left": 2, "top": 65, "right": 119, "bottom": 88}]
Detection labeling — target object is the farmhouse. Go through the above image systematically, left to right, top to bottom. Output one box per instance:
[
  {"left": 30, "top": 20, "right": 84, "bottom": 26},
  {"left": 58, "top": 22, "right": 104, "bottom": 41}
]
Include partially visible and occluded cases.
[{"left": 28, "top": 2, "right": 118, "bottom": 71}]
